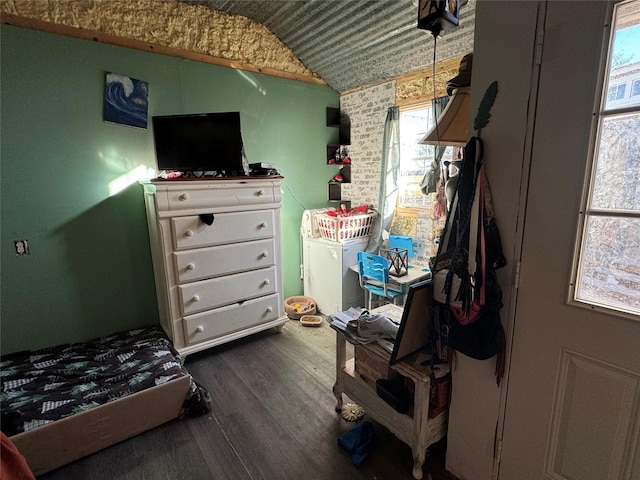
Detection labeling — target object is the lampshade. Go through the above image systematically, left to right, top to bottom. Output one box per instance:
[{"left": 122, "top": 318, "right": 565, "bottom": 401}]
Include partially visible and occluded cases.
[{"left": 419, "top": 87, "right": 470, "bottom": 147}]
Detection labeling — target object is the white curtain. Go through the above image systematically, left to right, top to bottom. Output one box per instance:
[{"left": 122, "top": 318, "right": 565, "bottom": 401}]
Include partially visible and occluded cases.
[{"left": 368, "top": 106, "right": 400, "bottom": 253}]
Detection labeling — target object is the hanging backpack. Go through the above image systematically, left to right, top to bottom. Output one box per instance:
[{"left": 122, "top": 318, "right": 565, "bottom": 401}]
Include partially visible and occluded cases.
[{"left": 429, "top": 136, "right": 507, "bottom": 381}]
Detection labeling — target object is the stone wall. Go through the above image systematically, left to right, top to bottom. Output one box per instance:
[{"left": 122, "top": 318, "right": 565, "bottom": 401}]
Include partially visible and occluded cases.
[
  {"left": 340, "top": 82, "right": 441, "bottom": 264},
  {"left": 340, "top": 82, "right": 396, "bottom": 208}
]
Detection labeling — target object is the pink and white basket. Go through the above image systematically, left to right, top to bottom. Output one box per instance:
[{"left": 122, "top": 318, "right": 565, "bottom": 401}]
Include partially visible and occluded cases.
[{"left": 316, "top": 211, "right": 376, "bottom": 243}]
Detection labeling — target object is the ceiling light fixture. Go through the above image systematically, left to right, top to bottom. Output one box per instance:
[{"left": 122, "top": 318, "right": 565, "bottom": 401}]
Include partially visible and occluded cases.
[
  {"left": 417, "top": 0, "right": 462, "bottom": 38},
  {"left": 419, "top": 86, "right": 470, "bottom": 146}
]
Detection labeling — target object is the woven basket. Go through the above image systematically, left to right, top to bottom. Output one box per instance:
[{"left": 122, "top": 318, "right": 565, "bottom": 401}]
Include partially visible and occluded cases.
[{"left": 284, "top": 295, "right": 316, "bottom": 319}]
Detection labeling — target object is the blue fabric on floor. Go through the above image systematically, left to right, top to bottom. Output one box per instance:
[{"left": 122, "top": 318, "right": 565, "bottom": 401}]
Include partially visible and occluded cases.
[{"left": 338, "top": 421, "right": 376, "bottom": 466}]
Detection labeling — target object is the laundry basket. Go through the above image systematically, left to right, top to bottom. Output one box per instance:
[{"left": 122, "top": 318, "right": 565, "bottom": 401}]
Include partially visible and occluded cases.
[{"left": 316, "top": 211, "right": 376, "bottom": 243}]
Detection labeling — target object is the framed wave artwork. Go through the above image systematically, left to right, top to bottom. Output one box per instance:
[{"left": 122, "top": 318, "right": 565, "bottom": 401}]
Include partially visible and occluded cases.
[{"left": 104, "top": 72, "right": 149, "bottom": 129}]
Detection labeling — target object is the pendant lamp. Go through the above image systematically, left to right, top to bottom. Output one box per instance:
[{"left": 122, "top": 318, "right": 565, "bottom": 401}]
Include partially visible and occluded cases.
[{"left": 419, "top": 86, "right": 470, "bottom": 147}]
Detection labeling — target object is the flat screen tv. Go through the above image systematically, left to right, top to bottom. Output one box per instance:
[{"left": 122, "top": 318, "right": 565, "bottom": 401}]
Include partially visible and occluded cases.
[{"left": 152, "top": 112, "right": 247, "bottom": 176}]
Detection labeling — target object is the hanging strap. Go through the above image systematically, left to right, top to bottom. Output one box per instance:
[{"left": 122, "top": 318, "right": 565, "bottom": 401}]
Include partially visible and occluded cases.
[
  {"left": 480, "top": 167, "right": 487, "bottom": 304},
  {"left": 467, "top": 169, "right": 480, "bottom": 282},
  {"left": 440, "top": 191, "right": 459, "bottom": 252}
]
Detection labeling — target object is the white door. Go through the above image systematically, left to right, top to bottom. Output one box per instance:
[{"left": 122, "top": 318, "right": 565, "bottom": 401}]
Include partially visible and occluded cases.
[{"left": 498, "top": 2, "right": 640, "bottom": 479}]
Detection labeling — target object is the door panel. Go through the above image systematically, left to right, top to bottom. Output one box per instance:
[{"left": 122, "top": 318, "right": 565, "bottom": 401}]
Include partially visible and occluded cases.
[
  {"left": 499, "top": 1, "right": 640, "bottom": 478},
  {"left": 546, "top": 350, "right": 640, "bottom": 480}
]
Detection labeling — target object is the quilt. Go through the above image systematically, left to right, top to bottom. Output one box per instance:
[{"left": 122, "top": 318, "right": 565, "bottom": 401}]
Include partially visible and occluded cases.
[{"left": 0, "top": 326, "right": 210, "bottom": 436}]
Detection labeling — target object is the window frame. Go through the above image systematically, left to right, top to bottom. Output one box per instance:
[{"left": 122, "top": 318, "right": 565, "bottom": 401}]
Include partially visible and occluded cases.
[
  {"left": 568, "top": 0, "right": 640, "bottom": 320},
  {"left": 607, "top": 83, "right": 626, "bottom": 101},
  {"left": 397, "top": 101, "right": 454, "bottom": 210},
  {"left": 397, "top": 102, "right": 435, "bottom": 210}
]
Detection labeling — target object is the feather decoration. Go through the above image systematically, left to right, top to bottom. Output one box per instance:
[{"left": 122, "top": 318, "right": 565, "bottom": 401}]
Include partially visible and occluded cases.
[{"left": 474, "top": 81, "right": 498, "bottom": 137}]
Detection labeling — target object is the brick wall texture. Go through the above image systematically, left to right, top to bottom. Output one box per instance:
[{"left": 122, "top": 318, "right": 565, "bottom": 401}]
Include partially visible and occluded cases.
[{"left": 340, "top": 83, "right": 442, "bottom": 264}]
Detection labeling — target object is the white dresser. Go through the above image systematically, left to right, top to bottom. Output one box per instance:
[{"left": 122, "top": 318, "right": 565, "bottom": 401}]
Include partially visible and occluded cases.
[{"left": 142, "top": 178, "right": 288, "bottom": 355}]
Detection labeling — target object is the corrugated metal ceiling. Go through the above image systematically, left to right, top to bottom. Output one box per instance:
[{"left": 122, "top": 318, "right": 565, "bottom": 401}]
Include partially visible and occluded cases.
[{"left": 182, "top": 0, "right": 476, "bottom": 93}]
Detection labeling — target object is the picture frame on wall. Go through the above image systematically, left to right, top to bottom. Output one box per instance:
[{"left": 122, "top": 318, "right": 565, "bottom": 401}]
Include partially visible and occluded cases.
[{"left": 104, "top": 72, "right": 149, "bottom": 129}]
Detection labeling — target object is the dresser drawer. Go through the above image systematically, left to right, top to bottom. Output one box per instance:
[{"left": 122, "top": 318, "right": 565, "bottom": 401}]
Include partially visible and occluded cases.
[
  {"left": 164, "top": 183, "right": 277, "bottom": 211},
  {"left": 171, "top": 210, "right": 275, "bottom": 250},
  {"left": 172, "top": 238, "right": 276, "bottom": 284},
  {"left": 179, "top": 267, "right": 277, "bottom": 315},
  {"left": 183, "top": 294, "right": 280, "bottom": 346}
]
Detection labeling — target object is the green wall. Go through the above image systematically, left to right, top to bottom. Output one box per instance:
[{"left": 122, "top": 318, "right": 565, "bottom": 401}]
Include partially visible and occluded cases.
[{"left": 0, "top": 25, "right": 338, "bottom": 354}]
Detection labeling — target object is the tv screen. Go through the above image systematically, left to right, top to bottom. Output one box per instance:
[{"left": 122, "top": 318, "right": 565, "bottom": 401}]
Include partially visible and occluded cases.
[{"left": 152, "top": 112, "right": 247, "bottom": 176}]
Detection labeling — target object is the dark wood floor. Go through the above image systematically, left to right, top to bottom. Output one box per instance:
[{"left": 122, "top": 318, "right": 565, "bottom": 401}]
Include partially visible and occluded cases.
[{"left": 38, "top": 320, "right": 457, "bottom": 480}]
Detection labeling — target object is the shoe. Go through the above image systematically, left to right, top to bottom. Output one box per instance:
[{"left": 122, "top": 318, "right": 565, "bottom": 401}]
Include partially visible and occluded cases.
[{"left": 356, "top": 311, "right": 399, "bottom": 340}]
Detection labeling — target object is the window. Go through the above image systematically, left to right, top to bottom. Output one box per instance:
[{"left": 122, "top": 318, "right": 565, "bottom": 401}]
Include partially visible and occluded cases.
[
  {"left": 573, "top": 0, "right": 640, "bottom": 317},
  {"left": 632, "top": 79, "right": 640, "bottom": 97},
  {"left": 607, "top": 83, "right": 626, "bottom": 101},
  {"left": 398, "top": 103, "right": 453, "bottom": 208}
]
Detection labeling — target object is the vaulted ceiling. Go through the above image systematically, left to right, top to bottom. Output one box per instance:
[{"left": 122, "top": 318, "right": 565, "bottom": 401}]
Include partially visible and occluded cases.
[{"left": 182, "top": 0, "right": 477, "bottom": 93}]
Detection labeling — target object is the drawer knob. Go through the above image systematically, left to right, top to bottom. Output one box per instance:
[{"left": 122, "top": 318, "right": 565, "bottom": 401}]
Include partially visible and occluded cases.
[
  {"left": 257, "top": 189, "right": 265, "bottom": 196},
  {"left": 179, "top": 193, "right": 189, "bottom": 201},
  {"left": 260, "top": 222, "right": 268, "bottom": 228},
  {"left": 185, "top": 230, "right": 194, "bottom": 237},
  {"left": 261, "top": 251, "right": 269, "bottom": 258},
  {"left": 186, "top": 263, "right": 195, "bottom": 271},
  {"left": 263, "top": 279, "right": 270, "bottom": 286},
  {"left": 192, "top": 295, "right": 200, "bottom": 302},
  {"left": 266, "top": 306, "right": 273, "bottom": 313},
  {"left": 196, "top": 325, "right": 204, "bottom": 333}
]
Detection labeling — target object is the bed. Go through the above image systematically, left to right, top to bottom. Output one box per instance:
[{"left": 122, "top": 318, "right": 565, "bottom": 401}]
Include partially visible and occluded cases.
[{"left": 0, "top": 326, "right": 211, "bottom": 476}]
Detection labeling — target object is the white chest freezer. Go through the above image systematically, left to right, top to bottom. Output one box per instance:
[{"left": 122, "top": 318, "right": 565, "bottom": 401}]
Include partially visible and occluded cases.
[{"left": 302, "top": 236, "right": 369, "bottom": 315}]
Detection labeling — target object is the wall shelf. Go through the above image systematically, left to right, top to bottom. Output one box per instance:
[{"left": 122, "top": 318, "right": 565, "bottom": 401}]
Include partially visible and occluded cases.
[
  {"left": 326, "top": 107, "right": 352, "bottom": 203},
  {"left": 326, "top": 107, "right": 351, "bottom": 145}
]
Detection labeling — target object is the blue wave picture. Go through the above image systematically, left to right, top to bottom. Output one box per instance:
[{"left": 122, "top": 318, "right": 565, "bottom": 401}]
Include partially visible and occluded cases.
[{"left": 104, "top": 73, "right": 149, "bottom": 129}]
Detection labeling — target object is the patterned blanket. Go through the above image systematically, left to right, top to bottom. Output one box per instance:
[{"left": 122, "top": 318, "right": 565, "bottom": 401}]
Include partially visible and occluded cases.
[{"left": 1, "top": 326, "right": 210, "bottom": 436}]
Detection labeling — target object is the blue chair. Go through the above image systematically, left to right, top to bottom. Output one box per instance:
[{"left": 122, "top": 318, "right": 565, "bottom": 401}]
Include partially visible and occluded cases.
[{"left": 357, "top": 252, "right": 404, "bottom": 310}]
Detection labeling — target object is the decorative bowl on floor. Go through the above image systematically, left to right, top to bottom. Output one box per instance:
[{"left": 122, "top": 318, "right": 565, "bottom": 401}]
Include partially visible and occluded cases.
[{"left": 300, "top": 315, "right": 323, "bottom": 327}]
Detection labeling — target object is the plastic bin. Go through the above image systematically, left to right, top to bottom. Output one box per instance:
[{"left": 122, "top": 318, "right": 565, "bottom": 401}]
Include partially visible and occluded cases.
[{"left": 316, "top": 212, "right": 376, "bottom": 243}]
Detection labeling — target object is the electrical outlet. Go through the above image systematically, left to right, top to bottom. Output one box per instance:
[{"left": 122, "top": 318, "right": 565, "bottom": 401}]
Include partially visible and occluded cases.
[{"left": 14, "top": 240, "right": 30, "bottom": 256}]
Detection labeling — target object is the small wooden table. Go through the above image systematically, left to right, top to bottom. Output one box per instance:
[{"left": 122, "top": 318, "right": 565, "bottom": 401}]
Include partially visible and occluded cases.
[{"left": 332, "top": 305, "right": 449, "bottom": 479}]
